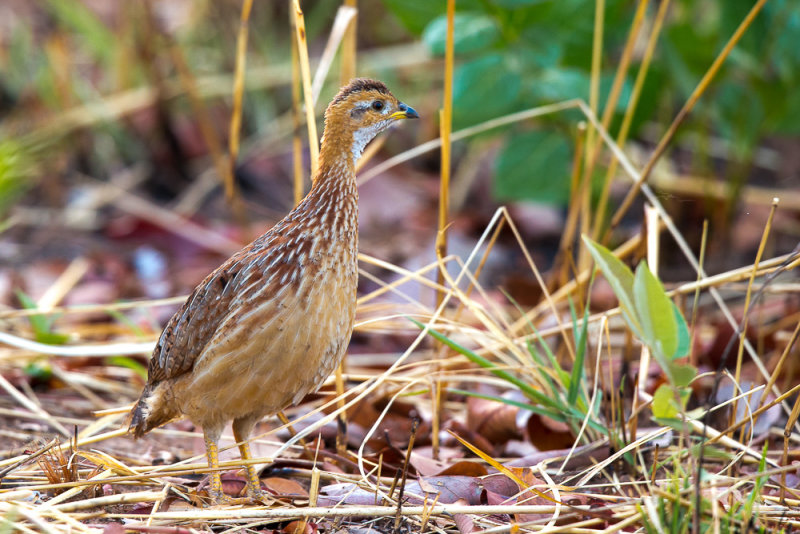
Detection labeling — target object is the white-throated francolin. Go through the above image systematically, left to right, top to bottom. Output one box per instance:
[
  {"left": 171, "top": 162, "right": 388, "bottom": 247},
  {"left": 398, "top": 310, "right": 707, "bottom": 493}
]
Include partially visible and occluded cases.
[{"left": 129, "top": 79, "right": 418, "bottom": 503}]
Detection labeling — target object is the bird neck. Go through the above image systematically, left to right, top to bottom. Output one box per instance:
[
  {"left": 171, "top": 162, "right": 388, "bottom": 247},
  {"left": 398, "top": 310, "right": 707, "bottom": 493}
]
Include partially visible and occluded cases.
[
  {"left": 318, "top": 122, "right": 360, "bottom": 168},
  {"left": 312, "top": 124, "right": 360, "bottom": 190},
  {"left": 303, "top": 132, "right": 358, "bottom": 219},
  {"left": 297, "top": 146, "right": 358, "bottom": 252}
]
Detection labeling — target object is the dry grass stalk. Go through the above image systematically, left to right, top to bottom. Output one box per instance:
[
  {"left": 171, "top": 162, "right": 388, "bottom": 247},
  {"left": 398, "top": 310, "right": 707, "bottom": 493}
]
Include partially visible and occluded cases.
[
  {"left": 226, "top": 0, "right": 254, "bottom": 203},
  {"left": 291, "top": 0, "right": 319, "bottom": 176},
  {"left": 606, "top": 0, "right": 771, "bottom": 237},
  {"left": 3, "top": 4, "right": 800, "bottom": 532},
  {"left": 310, "top": 5, "right": 357, "bottom": 105},
  {"left": 729, "top": 199, "right": 778, "bottom": 444}
]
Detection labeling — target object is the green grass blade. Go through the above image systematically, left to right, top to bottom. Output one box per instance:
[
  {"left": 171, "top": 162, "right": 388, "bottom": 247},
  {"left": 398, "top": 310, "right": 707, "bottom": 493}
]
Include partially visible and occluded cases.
[
  {"left": 568, "top": 307, "right": 589, "bottom": 406},
  {"left": 408, "top": 317, "right": 560, "bottom": 410}
]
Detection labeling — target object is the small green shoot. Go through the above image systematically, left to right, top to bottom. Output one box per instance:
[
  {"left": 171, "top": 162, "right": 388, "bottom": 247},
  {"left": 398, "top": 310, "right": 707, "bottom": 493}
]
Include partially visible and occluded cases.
[
  {"left": 582, "top": 236, "right": 696, "bottom": 421},
  {"left": 15, "top": 290, "right": 70, "bottom": 345},
  {"left": 409, "top": 317, "right": 606, "bottom": 434}
]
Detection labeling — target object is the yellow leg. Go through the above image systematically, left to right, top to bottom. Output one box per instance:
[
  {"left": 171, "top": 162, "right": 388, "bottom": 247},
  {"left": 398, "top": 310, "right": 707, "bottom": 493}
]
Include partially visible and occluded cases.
[
  {"left": 233, "top": 427, "right": 263, "bottom": 499},
  {"left": 204, "top": 434, "right": 226, "bottom": 502}
]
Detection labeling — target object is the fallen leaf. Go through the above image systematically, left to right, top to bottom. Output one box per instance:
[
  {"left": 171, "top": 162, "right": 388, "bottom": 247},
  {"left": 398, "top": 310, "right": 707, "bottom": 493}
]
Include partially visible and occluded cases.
[
  {"left": 467, "top": 396, "right": 522, "bottom": 445},
  {"left": 436, "top": 460, "right": 488, "bottom": 478},
  {"left": 263, "top": 477, "right": 308, "bottom": 499},
  {"left": 452, "top": 498, "right": 476, "bottom": 534},
  {"left": 282, "top": 520, "right": 317, "bottom": 534}
]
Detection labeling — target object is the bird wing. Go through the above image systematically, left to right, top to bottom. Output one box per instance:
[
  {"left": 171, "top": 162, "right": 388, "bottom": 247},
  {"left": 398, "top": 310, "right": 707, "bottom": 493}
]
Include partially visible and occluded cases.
[{"left": 145, "top": 237, "right": 272, "bottom": 384}]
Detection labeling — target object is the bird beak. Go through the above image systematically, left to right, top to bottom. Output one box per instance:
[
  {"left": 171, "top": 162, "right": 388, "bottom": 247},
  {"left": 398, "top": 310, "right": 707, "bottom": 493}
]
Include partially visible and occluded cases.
[{"left": 391, "top": 102, "right": 420, "bottom": 120}]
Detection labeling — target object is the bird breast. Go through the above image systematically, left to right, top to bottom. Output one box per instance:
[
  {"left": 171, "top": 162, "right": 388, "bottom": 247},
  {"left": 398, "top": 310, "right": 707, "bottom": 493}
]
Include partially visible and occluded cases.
[{"left": 175, "top": 186, "right": 359, "bottom": 429}]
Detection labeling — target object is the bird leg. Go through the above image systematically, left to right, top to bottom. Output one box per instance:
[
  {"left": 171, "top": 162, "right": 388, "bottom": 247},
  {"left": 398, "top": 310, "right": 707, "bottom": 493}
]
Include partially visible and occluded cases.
[
  {"left": 232, "top": 416, "right": 264, "bottom": 500},
  {"left": 203, "top": 431, "right": 228, "bottom": 503}
]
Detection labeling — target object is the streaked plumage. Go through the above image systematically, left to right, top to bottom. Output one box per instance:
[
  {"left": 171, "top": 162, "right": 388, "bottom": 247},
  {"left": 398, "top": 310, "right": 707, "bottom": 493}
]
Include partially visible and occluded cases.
[{"left": 129, "top": 79, "right": 418, "bottom": 503}]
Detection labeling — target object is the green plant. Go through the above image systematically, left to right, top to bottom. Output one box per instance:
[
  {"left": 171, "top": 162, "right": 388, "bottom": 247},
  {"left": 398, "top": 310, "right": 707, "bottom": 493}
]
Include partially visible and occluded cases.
[
  {"left": 382, "top": 0, "right": 800, "bottom": 206},
  {"left": 583, "top": 236, "right": 694, "bottom": 421},
  {"left": 15, "top": 290, "right": 70, "bottom": 346},
  {"left": 410, "top": 313, "right": 607, "bottom": 439},
  {"left": 639, "top": 443, "right": 774, "bottom": 533}
]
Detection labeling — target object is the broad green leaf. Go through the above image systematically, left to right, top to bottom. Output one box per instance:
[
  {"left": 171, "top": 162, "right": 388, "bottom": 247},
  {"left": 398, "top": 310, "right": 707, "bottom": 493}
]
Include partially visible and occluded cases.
[
  {"left": 381, "top": 0, "right": 482, "bottom": 35},
  {"left": 490, "top": 0, "right": 551, "bottom": 7},
  {"left": 422, "top": 13, "right": 500, "bottom": 56},
  {"left": 453, "top": 53, "right": 522, "bottom": 127},
  {"left": 530, "top": 68, "right": 590, "bottom": 104},
  {"left": 492, "top": 129, "right": 572, "bottom": 205},
  {"left": 582, "top": 237, "right": 642, "bottom": 339},
  {"left": 632, "top": 262, "right": 677, "bottom": 363},
  {"left": 671, "top": 301, "right": 690, "bottom": 359},
  {"left": 666, "top": 362, "right": 697, "bottom": 389},
  {"left": 652, "top": 383, "right": 691, "bottom": 421},
  {"left": 652, "top": 384, "right": 679, "bottom": 419}
]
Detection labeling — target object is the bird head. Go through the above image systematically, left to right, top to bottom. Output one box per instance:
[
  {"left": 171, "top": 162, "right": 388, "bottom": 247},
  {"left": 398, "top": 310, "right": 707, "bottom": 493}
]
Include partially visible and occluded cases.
[{"left": 321, "top": 78, "right": 419, "bottom": 166}]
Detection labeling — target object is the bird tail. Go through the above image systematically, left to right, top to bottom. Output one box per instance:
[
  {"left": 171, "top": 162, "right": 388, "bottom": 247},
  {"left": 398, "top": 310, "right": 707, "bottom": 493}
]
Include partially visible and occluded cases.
[
  {"left": 128, "top": 385, "right": 177, "bottom": 437},
  {"left": 128, "top": 386, "right": 154, "bottom": 438}
]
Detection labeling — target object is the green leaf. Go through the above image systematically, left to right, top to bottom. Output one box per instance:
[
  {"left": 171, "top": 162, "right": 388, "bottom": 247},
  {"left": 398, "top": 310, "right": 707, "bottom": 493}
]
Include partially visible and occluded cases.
[
  {"left": 43, "top": 0, "right": 116, "bottom": 65},
  {"left": 381, "top": 0, "right": 483, "bottom": 35},
  {"left": 490, "top": 0, "right": 551, "bottom": 7},
  {"left": 422, "top": 13, "right": 500, "bottom": 56},
  {"left": 453, "top": 53, "right": 522, "bottom": 128},
  {"left": 530, "top": 67, "right": 589, "bottom": 103},
  {"left": 492, "top": 129, "right": 572, "bottom": 205},
  {"left": 0, "top": 140, "right": 35, "bottom": 217},
  {"left": 581, "top": 237, "right": 642, "bottom": 339},
  {"left": 632, "top": 262, "right": 677, "bottom": 363},
  {"left": 15, "top": 290, "right": 69, "bottom": 345},
  {"left": 671, "top": 301, "right": 690, "bottom": 359},
  {"left": 567, "top": 308, "right": 589, "bottom": 406},
  {"left": 408, "top": 318, "right": 559, "bottom": 410},
  {"left": 410, "top": 318, "right": 607, "bottom": 435},
  {"left": 34, "top": 331, "right": 71, "bottom": 345},
  {"left": 106, "top": 356, "right": 148, "bottom": 380},
  {"left": 24, "top": 361, "right": 52, "bottom": 381},
  {"left": 666, "top": 362, "right": 697, "bottom": 389},
  {"left": 652, "top": 383, "right": 692, "bottom": 421},
  {"left": 651, "top": 384, "right": 682, "bottom": 419}
]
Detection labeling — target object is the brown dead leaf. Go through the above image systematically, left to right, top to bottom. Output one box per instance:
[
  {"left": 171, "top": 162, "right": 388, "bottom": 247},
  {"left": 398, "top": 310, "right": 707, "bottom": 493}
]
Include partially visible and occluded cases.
[
  {"left": 467, "top": 396, "right": 522, "bottom": 445},
  {"left": 525, "top": 414, "right": 574, "bottom": 450},
  {"left": 444, "top": 420, "right": 496, "bottom": 456},
  {"left": 505, "top": 441, "right": 610, "bottom": 471},
  {"left": 409, "top": 451, "right": 447, "bottom": 476},
  {"left": 436, "top": 460, "right": 488, "bottom": 477},
  {"left": 507, "top": 467, "right": 554, "bottom": 523},
  {"left": 481, "top": 473, "right": 522, "bottom": 498},
  {"left": 221, "top": 476, "right": 246, "bottom": 497},
  {"left": 417, "top": 476, "right": 484, "bottom": 505},
  {"left": 263, "top": 477, "right": 308, "bottom": 499},
  {"left": 318, "top": 483, "right": 379, "bottom": 506},
  {"left": 452, "top": 499, "right": 476, "bottom": 534},
  {"left": 282, "top": 520, "right": 317, "bottom": 534},
  {"left": 103, "top": 524, "right": 125, "bottom": 534}
]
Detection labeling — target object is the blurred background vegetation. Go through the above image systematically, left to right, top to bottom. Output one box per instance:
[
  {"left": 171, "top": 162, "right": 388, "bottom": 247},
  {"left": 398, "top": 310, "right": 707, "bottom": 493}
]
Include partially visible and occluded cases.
[{"left": 1, "top": 0, "right": 798, "bottom": 276}]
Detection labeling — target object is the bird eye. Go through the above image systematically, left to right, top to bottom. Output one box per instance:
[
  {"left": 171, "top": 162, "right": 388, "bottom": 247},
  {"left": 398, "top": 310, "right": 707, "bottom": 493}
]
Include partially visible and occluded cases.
[{"left": 371, "top": 100, "right": 384, "bottom": 111}]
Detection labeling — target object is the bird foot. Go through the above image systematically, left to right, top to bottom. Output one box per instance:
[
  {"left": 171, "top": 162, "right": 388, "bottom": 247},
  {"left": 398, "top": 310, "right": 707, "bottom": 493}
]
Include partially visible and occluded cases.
[{"left": 204, "top": 489, "right": 264, "bottom": 506}]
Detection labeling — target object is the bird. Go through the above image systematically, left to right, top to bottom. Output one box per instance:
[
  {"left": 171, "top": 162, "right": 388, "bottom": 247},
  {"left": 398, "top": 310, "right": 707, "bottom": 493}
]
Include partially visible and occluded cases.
[{"left": 129, "top": 78, "right": 418, "bottom": 503}]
